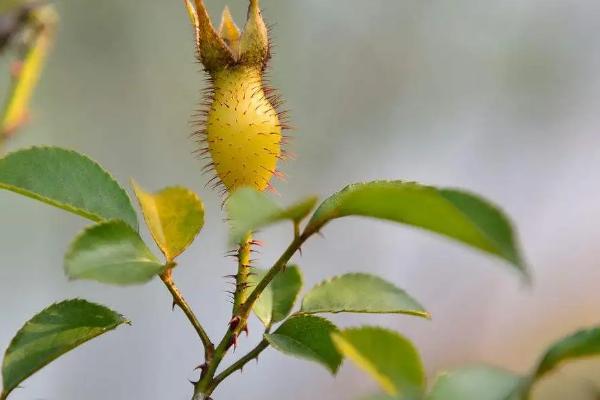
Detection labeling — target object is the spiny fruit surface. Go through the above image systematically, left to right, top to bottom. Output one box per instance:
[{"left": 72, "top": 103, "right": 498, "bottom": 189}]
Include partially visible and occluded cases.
[
  {"left": 186, "top": 0, "right": 286, "bottom": 195},
  {"left": 206, "top": 67, "right": 281, "bottom": 192}
]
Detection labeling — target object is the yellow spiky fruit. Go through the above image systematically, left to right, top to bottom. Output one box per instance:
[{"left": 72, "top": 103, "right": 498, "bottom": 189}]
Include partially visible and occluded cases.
[
  {"left": 186, "top": 0, "right": 285, "bottom": 194},
  {"left": 206, "top": 68, "right": 281, "bottom": 192}
]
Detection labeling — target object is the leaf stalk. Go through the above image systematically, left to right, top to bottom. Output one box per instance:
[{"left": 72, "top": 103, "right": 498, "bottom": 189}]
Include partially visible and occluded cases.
[{"left": 161, "top": 268, "right": 215, "bottom": 360}]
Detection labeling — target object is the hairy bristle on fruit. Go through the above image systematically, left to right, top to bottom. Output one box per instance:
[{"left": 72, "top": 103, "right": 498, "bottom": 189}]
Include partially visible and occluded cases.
[{"left": 189, "top": 1, "right": 290, "bottom": 195}]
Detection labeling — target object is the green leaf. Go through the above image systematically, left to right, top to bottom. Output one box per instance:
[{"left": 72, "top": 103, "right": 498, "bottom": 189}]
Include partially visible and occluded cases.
[
  {"left": 0, "top": 147, "right": 137, "bottom": 228},
  {"left": 132, "top": 181, "right": 205, "bottom": 261},
  {"left": 306, "top": 181, "right": 527, "bottom": 276},
  {"left": 226, "top": 187, "right": 317, "bottom": 244},
  {"left": 64, "top": 220, "right": 165, "bottom": 285},
  {"left": 251, "top": 265, "right": 303, "bottom": 327},
  {"left": 301, "top": 273, "right": 429, "bottom": 319},
  {"left": 1, "top": 299, "right": 127, "bottom": 399},
  {"left": 264, "top": 315, "right": 342, "bottom": 374},
  {"left": 332, "top": 327, "right": 425, "bottom": 398},
  {"left": 534, "top": 327, "right": 600, "bottom": 379},
  {"left": 427, "top": 366, "right": 522, "bottom": 400}
]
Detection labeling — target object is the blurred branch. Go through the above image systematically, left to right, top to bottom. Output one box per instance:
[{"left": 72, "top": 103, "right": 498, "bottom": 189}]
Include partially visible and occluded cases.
[{"left": 0, "top": 3, "right": 57, "bottom": 155}]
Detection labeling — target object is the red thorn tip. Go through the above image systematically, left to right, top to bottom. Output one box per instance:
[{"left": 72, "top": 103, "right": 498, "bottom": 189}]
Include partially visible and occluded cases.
[
  {"left": 273, "top": 170, "right": 287, "bottom": 181},
  {"left": 265, "top": 183, "right": 279, "bottom": 195},
  {"left": 229, "top": 316, "right": 241, "bottom": 330},
  {"left": 229, "top": 335, "right": 238, "bottom": 351}
]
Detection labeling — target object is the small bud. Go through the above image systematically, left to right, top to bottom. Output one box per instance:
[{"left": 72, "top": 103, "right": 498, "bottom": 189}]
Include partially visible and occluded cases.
[
  {"left": 186, "top": 0, "right": 234, "bottom": 71},
  {"left": 239, "top": 0, "right": 269, "bottom": 67},
  {"left": 219, "top": 6, "right": 241, "bottom": 59}
]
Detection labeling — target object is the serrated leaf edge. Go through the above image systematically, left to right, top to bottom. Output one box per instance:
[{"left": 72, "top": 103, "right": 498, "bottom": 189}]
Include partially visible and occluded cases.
[
  {"left": 0, "top": 146, "right": 138, "bottom": 229},
  {"left": 131, "top": 181, "right": 205, "bottom": 261},
  {"left": 307, "top": 181, "right": 528, "bottom": 278},
  {"left": 438, "top": 188, "right": 528, "bottom": 276},
  {"left": 63, "top": 220, "right": 163, "bottom": 285},
  {"left": 271, "top": 265, "right": 304, "bottom": 324},
  {"left": 300, "top": 273, "right": 430, "bottom": 319},
  {"left": 1, "top": 299, "right": 128, "bottom": 397},
  {"left": 264, "top": 315, "right": 341, "bottom": 374},
  {"left": 332, "top": 326, "right": 426, "bottom": 397}
]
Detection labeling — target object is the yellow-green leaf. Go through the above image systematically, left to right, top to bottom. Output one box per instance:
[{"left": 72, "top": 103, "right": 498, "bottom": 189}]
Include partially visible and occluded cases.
[
  {"left": 132, "top": 181, "right": 204, "bottom": 261},
  {"left": 226, "top": 187, "right": 317, "bottom": 245},
  {"left": 332, "top": 327, "right": 426, "bottom": 398},
  {"left": 427, "top": 366, "right": 522, "bottom": 400}
]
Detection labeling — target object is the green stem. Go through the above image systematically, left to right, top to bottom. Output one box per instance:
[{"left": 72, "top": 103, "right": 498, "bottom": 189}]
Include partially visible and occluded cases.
[
  {"left": 161, "top": 269, "right": 215, "bottom": 360},
  {"left": 210, "top": 339, "right": 269, "bottom": 390},
  {"left": 0, "top": 390, "right": 8, "bottom": 400}
]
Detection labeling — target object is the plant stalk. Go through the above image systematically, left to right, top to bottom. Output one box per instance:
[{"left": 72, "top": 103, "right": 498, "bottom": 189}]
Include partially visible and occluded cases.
[
  {"left": 0, "top": 5, "right": 57, "bottom": 155},
  {"left": 193, "top": 231, "right": 311, "bottom": 398},
  {"left": 161, "top": 269, "right": 214, "bottom": 360},
  {"left": 210, "top": 339, "right": 269, "bottom": 390}
]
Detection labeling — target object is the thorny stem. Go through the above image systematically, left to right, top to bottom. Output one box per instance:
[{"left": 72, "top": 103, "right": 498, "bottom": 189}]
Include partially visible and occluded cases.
[
  {"left": 194, "top": 230, "right": 312, "bottom": 398},
  {"left": 241, "top": 231, "right": 310, "bottom": 315},
  {"left": 232, "top": 233, "right": 253, "bottom": 317},
  {"left": 161, "top": 268, "right": 215, "bottom": 361}
]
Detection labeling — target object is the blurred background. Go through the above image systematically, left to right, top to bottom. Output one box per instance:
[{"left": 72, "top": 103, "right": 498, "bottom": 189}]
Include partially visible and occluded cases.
[{"left": 1, "top": 0, "right": 600, "bottom": 399}]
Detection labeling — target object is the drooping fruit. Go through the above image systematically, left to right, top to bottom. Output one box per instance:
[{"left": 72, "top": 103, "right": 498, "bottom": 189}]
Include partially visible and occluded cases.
[{"left": 186, "top": 0, "right": 287, "bottom": 194}]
